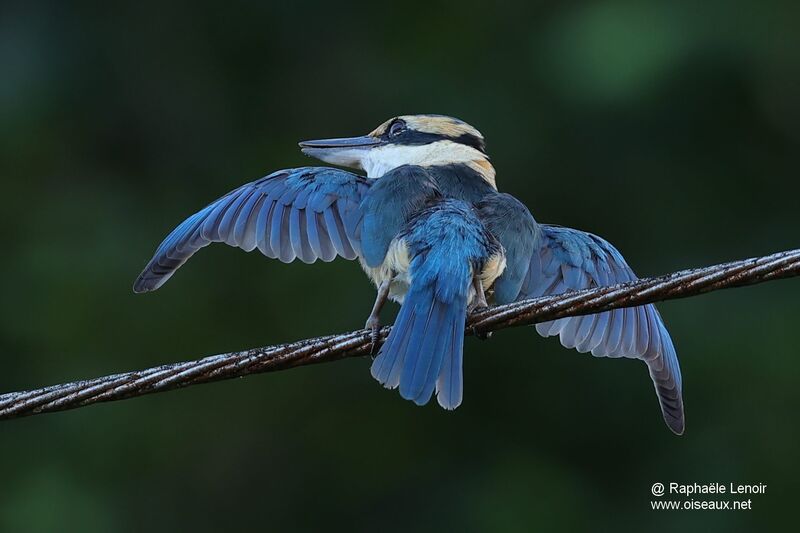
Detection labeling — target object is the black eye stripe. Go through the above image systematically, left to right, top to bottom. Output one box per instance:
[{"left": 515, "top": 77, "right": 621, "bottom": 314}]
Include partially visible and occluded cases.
[
  {"left": 388, "top": 130, "right": 486, "bottom": 153},
  {"left": 391, "top": 131, "right": 442, "bottom": 144},
  {"left": 452, "top": 133, "right": 486, "bottom": 153}
]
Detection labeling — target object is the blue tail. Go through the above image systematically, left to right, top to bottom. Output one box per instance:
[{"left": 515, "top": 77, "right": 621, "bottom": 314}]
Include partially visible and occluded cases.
[
  {"left": 370, "top": 199, "right": 498, "bottom": 410},
  {"left": 370, "top": 279, "right": 468, "bottom": 409}
]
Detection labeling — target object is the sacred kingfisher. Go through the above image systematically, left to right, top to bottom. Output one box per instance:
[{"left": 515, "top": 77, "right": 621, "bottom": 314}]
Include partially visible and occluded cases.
[{"left": 134, "top": 114, "right": 684, "bottom": 434}]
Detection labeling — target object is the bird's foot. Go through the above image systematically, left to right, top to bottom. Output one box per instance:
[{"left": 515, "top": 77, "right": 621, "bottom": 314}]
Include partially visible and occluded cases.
[
  {"left": 365, "top": 278, "right": 391, "bottom": 355},
  {"left": 468, "top": 305, "right": 492, "bottom": 340},
  {"left": 365, "top": 317, "right": 382, "bottom": 355}
]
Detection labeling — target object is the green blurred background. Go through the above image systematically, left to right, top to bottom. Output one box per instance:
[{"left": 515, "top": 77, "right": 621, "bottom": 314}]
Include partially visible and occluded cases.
[{"left": 1, "top": 0, "right": 798, "bottom": 531}]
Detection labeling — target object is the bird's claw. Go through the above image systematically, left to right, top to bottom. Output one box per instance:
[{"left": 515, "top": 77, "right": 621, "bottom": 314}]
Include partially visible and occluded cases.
[{"left": 471, "top": 327, "right": 492, "bottom": 341}]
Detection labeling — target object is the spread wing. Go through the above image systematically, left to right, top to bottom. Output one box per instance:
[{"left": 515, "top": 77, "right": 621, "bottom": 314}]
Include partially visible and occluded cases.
[
  {"left": 133, "top": 167, "right": 370, "bottom": 293},
  {"left": 516, "top": 225, "right": 684, "bottom": 434}
]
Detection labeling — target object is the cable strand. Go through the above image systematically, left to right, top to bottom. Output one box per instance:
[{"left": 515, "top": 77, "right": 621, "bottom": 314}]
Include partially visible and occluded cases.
[{"left": 1, "top": 248, "right": 798, "bottom": 421}]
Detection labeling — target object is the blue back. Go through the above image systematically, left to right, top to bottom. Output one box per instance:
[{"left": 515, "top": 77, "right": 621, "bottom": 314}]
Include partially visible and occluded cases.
[
  {"left": 427, "top": 163, "right": 496, "bottom": 204},
  {"left": 359, "top": 165, "right": 441, "bottom": 268}
]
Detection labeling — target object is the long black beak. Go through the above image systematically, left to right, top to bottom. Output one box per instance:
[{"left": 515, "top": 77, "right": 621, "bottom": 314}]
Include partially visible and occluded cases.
[
  {"left": 298, "top": 135, "right": 384, "bottom": 168},
  {"left": 298, "top": 135, "right": 383, "bottom": 149}
]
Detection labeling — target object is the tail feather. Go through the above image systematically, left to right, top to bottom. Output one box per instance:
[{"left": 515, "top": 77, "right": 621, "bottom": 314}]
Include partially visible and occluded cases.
[
  {"left": 371, "top": 282, "right": 468, "bottom": 409},
  {"left": 399, "top": 297, "right": 448, "bottom": 404},
  {"left": 370, "top": 299, "right": 415, "bottom": 388},
  {"left": 435, "top": 315, "right": 465, "bottom": 410},
  {"left": 418, "top": 316, "right": 455, "bottom": 406}
]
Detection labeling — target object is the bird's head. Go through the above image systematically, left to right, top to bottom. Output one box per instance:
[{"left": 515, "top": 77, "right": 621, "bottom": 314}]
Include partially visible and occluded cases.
[{"left": 299, "top": 114, "right": 495, "bottom": 187}]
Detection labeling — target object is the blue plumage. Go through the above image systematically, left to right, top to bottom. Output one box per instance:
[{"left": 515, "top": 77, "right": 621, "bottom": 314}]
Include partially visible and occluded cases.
[
  {"left": 134, "top": 113, "right": 686, "bottom": 433},
  {"left": 426, "top": 163, "right": 496, "bottom": 204},
  {"left": 359, "top": 165, "right": 440, "bottom": 268},
  {"left": 133, "top": 167, "right": 369, "bottom": 293},
  {"left": 427, "top": 176, "right": 685, "bottom": 433},
  {"left": 475, "top": 192, "right": 539, "bottom": 303},
  {"left": 371, "top": 200, "right": 499, "bottom": 409},
  {"left": 509, "top": 224, "right": 685, "bottom": 434}
]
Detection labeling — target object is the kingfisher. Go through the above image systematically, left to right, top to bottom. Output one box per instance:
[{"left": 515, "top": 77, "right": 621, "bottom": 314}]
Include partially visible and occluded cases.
[{"left": 134, "top": 114, "right": 684, "bottom": 434}]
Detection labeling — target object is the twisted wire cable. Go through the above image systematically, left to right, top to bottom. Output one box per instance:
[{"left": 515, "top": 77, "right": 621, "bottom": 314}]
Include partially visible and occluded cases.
[{"left": 1, "top": 248, "right": 798, "bottom": 421}]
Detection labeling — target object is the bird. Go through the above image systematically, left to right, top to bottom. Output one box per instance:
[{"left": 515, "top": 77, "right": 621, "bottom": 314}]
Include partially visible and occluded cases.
[{"left": 134, "top": 114, "right": 684, "bottom": 434}]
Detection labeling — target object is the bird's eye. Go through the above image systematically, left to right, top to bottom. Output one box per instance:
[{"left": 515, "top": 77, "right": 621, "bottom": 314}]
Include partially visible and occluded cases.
[{"left": 388, "top": 120, "right": 406, "bottom": 137}]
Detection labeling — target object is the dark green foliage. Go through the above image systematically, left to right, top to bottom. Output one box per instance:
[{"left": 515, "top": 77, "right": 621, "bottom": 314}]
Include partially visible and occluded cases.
[{"left": 0, "top": 1, "right": 798, "bottom": 531}]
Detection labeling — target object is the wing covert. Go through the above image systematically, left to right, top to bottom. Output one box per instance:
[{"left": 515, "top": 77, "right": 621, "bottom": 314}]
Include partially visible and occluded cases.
[{"left": 476, "top": 192, "right": 539, "bottom": 304}]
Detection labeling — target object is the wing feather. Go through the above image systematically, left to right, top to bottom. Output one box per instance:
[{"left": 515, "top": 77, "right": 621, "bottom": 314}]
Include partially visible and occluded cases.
[
  {"left": 134, "top": 167, "right": 370, "bottom": 292},
  {"left": 514, "top": 224, "right": 685, "bottom": 434}
]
